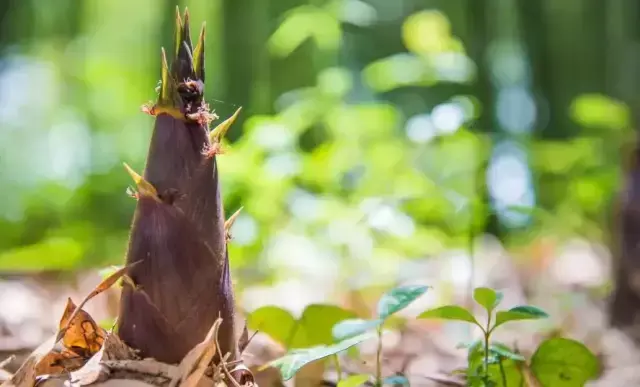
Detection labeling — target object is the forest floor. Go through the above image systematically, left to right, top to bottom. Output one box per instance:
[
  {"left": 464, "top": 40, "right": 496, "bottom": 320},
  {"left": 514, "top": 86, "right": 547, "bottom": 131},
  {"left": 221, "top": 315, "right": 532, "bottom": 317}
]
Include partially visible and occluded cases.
[{"left": 0, "top": 237, "right": 638, "bottom": 386}]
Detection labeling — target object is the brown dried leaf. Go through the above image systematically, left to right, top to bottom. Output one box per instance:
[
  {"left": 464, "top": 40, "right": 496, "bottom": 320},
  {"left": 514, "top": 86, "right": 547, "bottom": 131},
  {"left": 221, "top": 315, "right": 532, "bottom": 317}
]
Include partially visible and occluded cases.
[
  {"left": 56, "top": 262, "right": 139, "bottom": 345},
  {"left": 58, "top": 298, "right": 107, "bottom": 357},
  {"left": 172, "top": 318, "right": 221, "bottom": 387},
  {"left": 237, "top": 323, "right": 249, "bottom": 354},
  {"left": 65, "top": 330, "right": 136, "bottom": 386},
  {"left": 1, "top": 334, "right": 57, "bottom": 387},
  {"left": 68, "top": 348, "right": 109, "bottom": 386},
  {"left": 35, "top": 349, "right": 85, "bottom": 375}
]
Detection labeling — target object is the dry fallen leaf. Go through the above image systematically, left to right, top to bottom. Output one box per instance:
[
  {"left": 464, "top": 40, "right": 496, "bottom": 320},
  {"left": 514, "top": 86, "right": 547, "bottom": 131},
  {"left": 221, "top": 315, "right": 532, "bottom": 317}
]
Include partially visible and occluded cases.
[
  {"left": 56, "top": 263, "right": 138, "bottom": 345},
  {"left": 2, "top": 264, "right": 138, "bottom": 387},
  {"left": 59, "top": 298, "right": 107, "bottom": 357},
  {"left": 60, "top": 298, "right": 107, "bottom": 359},
  {"left": 32, "top": 299, "right": 106, "bottom": 378},
  {"left": 172, "top": 318, "right": 222, "bottom": 387},
  {"left": 1, "top": 334, "right": 57, "bottom": 387},
  {"left": 35, "top": 349, "right": 86, "bottom": 375}
]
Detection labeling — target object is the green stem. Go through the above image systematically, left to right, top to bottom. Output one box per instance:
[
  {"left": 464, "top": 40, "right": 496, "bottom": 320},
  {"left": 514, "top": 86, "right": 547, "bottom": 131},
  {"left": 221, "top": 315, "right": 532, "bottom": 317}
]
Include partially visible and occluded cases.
[
  {"left": 484, "top": 313, "right": 492, "bottom": 376},
  {"left": 375, "top": 326, "right": 383, "bottom": 387},
  {"left": 333, "top": 354, "right": 342, "bottom": 382},
  {"left": 498, "top": 357, "right": 508, "bottom": 386}
]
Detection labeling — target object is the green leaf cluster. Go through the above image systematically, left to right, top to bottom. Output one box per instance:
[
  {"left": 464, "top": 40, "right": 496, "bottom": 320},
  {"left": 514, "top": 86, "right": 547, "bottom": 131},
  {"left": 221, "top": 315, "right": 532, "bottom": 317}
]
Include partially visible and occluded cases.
[
  {"left": 258, "top": 285, "right": 428, "bottom": 381},
  {"left": 419, "top": 287, "right": 598, "bottom": 386}
]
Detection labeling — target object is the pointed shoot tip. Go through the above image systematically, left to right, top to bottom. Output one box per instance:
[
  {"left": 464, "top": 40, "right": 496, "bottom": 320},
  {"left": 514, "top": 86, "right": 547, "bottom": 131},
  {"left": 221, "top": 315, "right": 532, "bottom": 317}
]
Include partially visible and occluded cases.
[
  {"left": 175, "top": 6, "right": 183, "bottom": 27},
  {"left": 183, "top": 7, "right": 190, "bottom": 24},
  {"left": 193, "top": 23, "right": 206, "bottom": 81},
  {"left": 160, "top": 47, "right": 169, "bottom": 68},
  {"left": 159, "top": 48, "right": 171, "bottom": 102},
  {"left": 209, "top": 106, "right": 243, "bottom": 143},
  {"left": 122, "top": 162, "right": 160, "bottom": 202},
  {"left": 225, "top": 206, "right": 244, "bottom": 232},
  {"left": 225, "top": 207, "right": 244, "bottom": 242}
]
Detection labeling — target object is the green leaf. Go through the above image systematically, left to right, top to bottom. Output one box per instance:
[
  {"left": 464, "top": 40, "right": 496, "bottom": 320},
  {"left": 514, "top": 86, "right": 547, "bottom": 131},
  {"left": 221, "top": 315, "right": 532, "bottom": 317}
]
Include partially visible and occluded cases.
[
  {"left": 376, "top": 285, "right": 429, "bottom": 320},
  {"left": 473, "top": 287, "right": 503, "bottom": 312},
  {"left": 248, "top": 304, "right": 357, "bottom": 349},
  {"left": 292, "top": 304, "right": 357, "bottom": 347},
  {"left": 418, "top": 305, "right": 480, "bottom": 326},
  {"left": 247, "top": 306, "right": 297, "bottom": 347},
  {"left": 493, "top": 306, "right": 549, "bottom": 330},
  {"left": 332, "top": 318, "right": 382, "bottom": 341},
  {"left": 268, "top": 331, "right": 376, "bottom": 381},
  {"left": 530, "top": 338, "right": 599, "bottom": 387},
  {"left": 467, "top": 344, "right": 524, "bottom": 387},
  {"left": 489, "top": 344, "right": 525, "bottom": 362},
  {"left": 337, "top": 374, "right": 370, "bottom": 387},
  {"left": 383, "top": 375, "right": 410, "bottom": 386}
]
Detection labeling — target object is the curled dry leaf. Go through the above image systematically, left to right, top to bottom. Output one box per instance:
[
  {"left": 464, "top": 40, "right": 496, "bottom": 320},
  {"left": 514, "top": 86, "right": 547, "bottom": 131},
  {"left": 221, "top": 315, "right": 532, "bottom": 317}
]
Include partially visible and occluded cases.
[
  {"left": 2, "top": 263, "right": 136, "bottom": 387},
  {"left": 56, "top": 263, "right": 139, "bottom": 345},
  {"left": 59, "top": 298, "right": 107, "bottom": 357},
  {"left": 34, "top": 299, "right": 106, "bottom": 377},
  {"left": 172, "top": 318, "right": 221, "bottom": 387}
]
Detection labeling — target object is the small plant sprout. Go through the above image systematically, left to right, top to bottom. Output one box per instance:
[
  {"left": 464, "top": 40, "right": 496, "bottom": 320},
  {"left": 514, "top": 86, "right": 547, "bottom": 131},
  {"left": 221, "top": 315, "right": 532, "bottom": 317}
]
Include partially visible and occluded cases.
[
  {"left": 253, "top": 285, "right": 598, "bottom": 386},
  {"left": 257, "top": 285, "right": 428, "bottom": 384},
  {"left": 332, "top": 285, "right": 429, "bottom": 387},
  {"left": 418, "top": 287, "right": 598, "bottom": 386},
  {"left": 419, "top": 287, "right": 547, "bottom": 384}
]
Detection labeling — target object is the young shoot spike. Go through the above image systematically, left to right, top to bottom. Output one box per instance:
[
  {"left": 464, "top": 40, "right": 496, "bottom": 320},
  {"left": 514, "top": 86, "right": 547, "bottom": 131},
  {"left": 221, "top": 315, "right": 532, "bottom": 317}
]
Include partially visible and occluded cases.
[
  {"left": 174, "top": 6, "right": 184, "bottom": 59},
  {"left": 173, "top": 8, "right": 196, "bottom": 83},
  {"left": 181, "top": 8, "right": 193, "bottom": 53},
  {"left": 193, "top": 22, "right": 206, "bottom": 81},
  {"left": 181, "top": 41, "right": 194, "bottom": 70},
  {"left": 159, "top": 47, "right": 171, "bottom": 105},
  {"left": 209, "top": 107, "right": 242, "bottom": 143},
  {"left": 123, "top": 162, "right": 160, "bottom": 202},
  {"left": 224, "top": 207, "right": 243, "bottom": 241},
  {"left": 224, "top": 207, "right": 243, "bottom": 232}
]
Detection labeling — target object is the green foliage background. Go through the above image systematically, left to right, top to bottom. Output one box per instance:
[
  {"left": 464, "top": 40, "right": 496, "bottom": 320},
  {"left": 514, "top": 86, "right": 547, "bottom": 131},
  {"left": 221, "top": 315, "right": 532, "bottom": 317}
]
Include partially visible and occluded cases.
[{"left": 0, "top": 0, "right": 636, "bottom": 290}]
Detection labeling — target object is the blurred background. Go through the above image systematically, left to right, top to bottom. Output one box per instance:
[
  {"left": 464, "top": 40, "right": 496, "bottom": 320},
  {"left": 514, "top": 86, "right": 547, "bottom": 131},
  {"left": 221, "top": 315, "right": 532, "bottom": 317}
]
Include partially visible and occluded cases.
[{"left": 1, "top": 0, "right": 640, "bottom": 384}]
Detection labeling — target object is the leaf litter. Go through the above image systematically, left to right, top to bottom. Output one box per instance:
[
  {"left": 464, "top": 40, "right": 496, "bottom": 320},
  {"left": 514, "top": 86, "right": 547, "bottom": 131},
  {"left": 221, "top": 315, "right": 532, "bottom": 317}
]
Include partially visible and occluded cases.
[{"left": 0, "top": 262, "right": 255, "bottom": 387}]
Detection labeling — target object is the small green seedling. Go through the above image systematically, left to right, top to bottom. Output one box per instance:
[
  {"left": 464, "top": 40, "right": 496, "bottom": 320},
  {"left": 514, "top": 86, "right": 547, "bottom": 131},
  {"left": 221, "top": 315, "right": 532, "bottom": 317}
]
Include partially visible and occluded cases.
[
  {"left": 255, "top": 285, "right": 598, "bottom": 387},
  {"left": 263, "top": 285, "right": 429, "bottom": 385},
  {"left": 332, "top": 285, "right": 429, "bottom": 387},
  {"left": 419, "top": 287, "right": 599, "bottom": 386},
  {"left": 248, "top": 304, "right": 357, "bottom": 349},
  {"left": 264, "top": 331, "right": 377, "bottom": 381}
]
